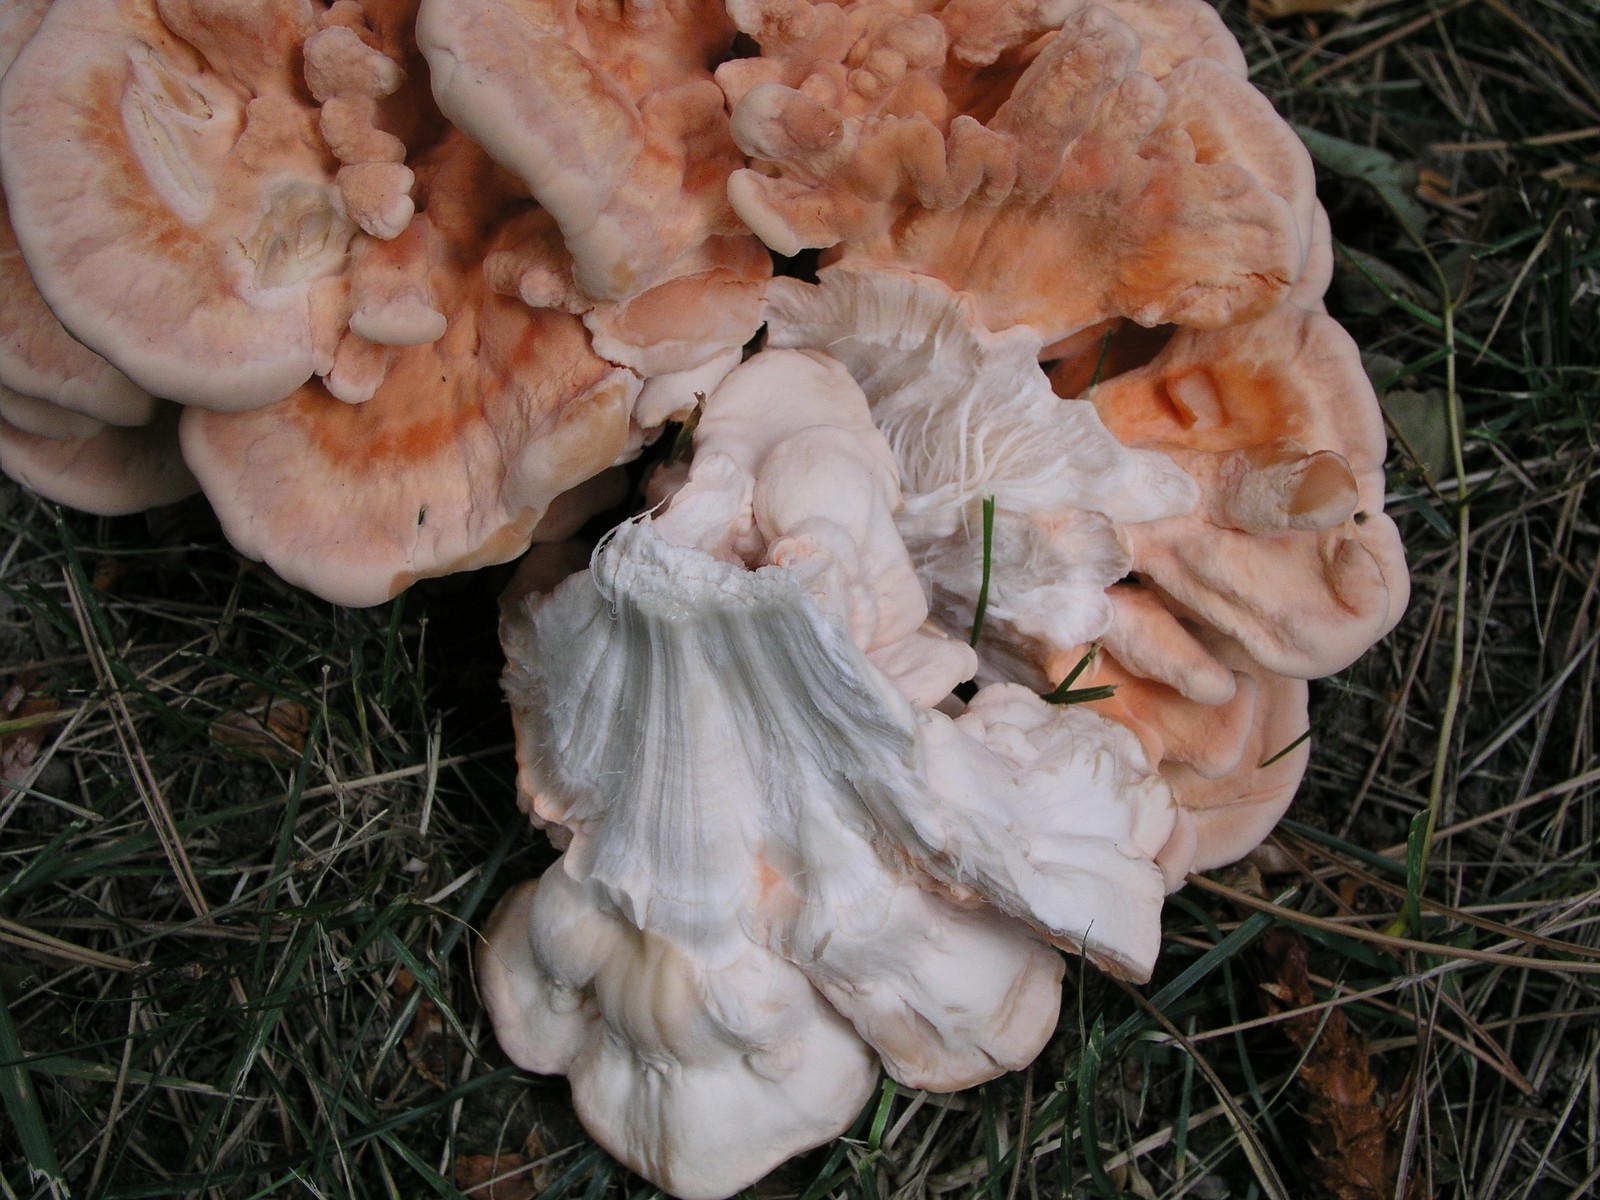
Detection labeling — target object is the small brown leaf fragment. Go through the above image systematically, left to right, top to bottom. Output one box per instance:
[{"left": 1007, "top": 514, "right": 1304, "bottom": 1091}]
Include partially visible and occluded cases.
[
  {"left": 1414, "top": 169, "right": 1474, "bottom": 219},
  {"left": 91, "top": 557, "right": 120, "bottom": 594},
  {"left": 1, "top": 672, "right": 60, "bottom": 789},
  {"left": 209, "top": 691, "right": 310, "bottom": 762},
  {"left": 1222, "top": 860, "right": 1268, "bottom": 899},
  {"left": 1257, "top": 928, "right": 1424, "bottom": 1200},
  {"left": 404, "top": 993, "right": 449, "bottom": 1088},
  {"left": 457, "top": 1135, "right": 551, "bottom": 1199},
  {"left": 455, "top": 1151, "right": 548, "bottom": 1199}
]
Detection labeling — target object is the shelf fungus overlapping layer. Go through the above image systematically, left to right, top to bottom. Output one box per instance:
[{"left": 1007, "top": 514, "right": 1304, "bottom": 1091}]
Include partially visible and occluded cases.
[
  {"left": 0, "top": 0, "right": 766, "bottom": 595},
  {"left": 0, "top": 0, "right": 197, "bottom": 513},
  {"left": 2, "top": 0, "right": 389, "bottom": 410},
  {"left": 416, "top": 0, "right": 772, "bottom": 377},
  {"left": 722, "top": 0, "right": 1316, "bottom": 346},
  {"left": 179, "top": 129, "right": 646, "bottom": 606}
]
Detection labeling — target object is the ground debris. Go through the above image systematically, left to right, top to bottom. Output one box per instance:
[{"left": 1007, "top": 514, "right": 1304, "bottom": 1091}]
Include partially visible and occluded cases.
[
  {"left": 1, "top": 670, "right": 60, "bottom": 789},
  {"left": 208, "top": 690, "right": 311, "bottom": 761},
  {"left": 1257, "top": 927, "right": 1424, "bottom": 1200},
  {"left": 395, "top": 968, "right": 452, "bottom": 1088},
  {"left": 454, "top": 1133, "right": 552, "bottom": 1198}
]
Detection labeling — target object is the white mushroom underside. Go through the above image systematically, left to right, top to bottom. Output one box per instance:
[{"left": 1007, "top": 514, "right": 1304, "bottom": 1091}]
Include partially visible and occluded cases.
[
  {"left": 764, "top": 267, "right": 1200, "bottom": 665},
  {"left": 489, "top": 325, "right": 1188, "bottom": 1195},
  {"left": 498, "top": 517, "right": 1174, "bottom": 1139}
]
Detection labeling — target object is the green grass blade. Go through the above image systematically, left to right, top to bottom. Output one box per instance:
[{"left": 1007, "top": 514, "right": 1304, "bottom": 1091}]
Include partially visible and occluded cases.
[
  {"left": 969, "top": 496, "right": 996, "bottom": 648},
  {"left": 1401, "top": 808, "right": 1432, "bottom": 938},
  {"left": 0, "top": 981, "right": 67, "bottom": 1197},
  {"left": 1077, "top": 1016, "right": 1114, "bottom": 1197}
]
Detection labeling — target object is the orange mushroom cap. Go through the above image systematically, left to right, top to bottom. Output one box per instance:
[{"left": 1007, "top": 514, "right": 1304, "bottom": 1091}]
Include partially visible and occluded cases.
[
  {"left": 0, "top": 0, "right": 434, "bottom": 411},
  {"left": 0, "top": 0, "right": 157, "bottom": 430},
  {"left": 418, "top": 0, "right": 770, "bottom": 376},
  {"left": 1097, "top": 0, "right": 1247, "bottom": 79},
  {"left": 725, "top": 2, "right": 1309, "bottom": 346},
  {"left": 179, "top": 132, "right": 639, "bottom": 606},
  {"left": 0, "top": 202, "right": 157, "bottom": 429},
  {"left": 482, "top": 203, "right": 770, "bottom": 378},
  {"left": 1079, "top": 299, "right": 1409, "bottom": 679},
  {"left": 0, "top": 387, "right": 106, "bottom": 443},
  {"left": 0, "top": 402, "right": 198, "bottom": 516},
  {"left": 1057, "top": 634, "right": 1312, "bottom": 887}
]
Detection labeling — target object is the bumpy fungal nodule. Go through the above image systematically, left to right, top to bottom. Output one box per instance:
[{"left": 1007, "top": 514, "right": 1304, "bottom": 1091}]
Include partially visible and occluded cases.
[{"left": 0, "top": 1, "right": 1408, "bottom": 1195}]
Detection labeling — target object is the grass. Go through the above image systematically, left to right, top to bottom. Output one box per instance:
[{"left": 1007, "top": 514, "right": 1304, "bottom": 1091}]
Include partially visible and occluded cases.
[{"left": 3, "top": 0, "right": 1599, "bottom": 1197}]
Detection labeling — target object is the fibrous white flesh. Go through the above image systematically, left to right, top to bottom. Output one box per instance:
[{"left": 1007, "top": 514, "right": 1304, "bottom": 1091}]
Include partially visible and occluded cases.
[
  {"left": 765, "top": 267, "right": 1199, "bottom": 666},
  {"left": 768, "top": 268, "right": 1195, "bottom": 527},
  {"left": 492, "top": 346, "right": 1181, "bottom": 1195},
  {"left": 515, "top": 511, "right": 1175, "bottom": 962},
  {"left": 504, "top": 516, "right": 1169, "bottom": 1069},
  {"left": 499, "top": 521, "right": 1069, "bottom": 1170},
  {"left": 917, "top": 683, "right": 1173, "bottom": 976}
]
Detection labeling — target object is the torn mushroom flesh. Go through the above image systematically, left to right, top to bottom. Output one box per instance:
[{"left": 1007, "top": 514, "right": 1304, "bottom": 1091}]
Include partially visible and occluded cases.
[{"left": 490, "top": 345, "right": 1178, "bottom": 1196}]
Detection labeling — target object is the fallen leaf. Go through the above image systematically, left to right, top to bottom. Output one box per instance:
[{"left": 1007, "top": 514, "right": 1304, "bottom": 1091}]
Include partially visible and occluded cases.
[
  {"left": 1295, "top": 125, "right": 1431, "bottom": 241},
  {"left": 1415, "top": 168, "right": 1475, "bottom": 219},
  {"left": 1381, "top": 387, "right": 1460, "bottom": 482},
  {"left": 91, "top": 557, "right": 120, "bottom": 594},
  {"left": 209, "top": 692, "right": 310, "bottom": 762},
  {"left": 404, "top": 994, "right": 449, "bottom": 1088},
  {"left": 456, "top": 1133, "right": 552, "bottom": 1198},
  {"left": 455, "top": 1153, "right": 544, "bottom": 1200}
]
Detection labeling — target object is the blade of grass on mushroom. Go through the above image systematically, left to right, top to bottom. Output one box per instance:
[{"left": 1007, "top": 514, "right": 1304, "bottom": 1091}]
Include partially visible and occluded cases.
[
  {"left": 968, "top": 495, "right": 996, "bottom": 648},
  {"left": 1040, "top": 643, "right": 1116, "bottom": 705},
  {"left": 1259, "top": 728, "right": 1312, "bottom": 769}
]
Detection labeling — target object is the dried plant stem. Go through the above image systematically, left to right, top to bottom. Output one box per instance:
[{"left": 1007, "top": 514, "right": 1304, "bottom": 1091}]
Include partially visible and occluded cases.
[{"left": 1188, "top": 875, "right": 1600, "bottom": 974}]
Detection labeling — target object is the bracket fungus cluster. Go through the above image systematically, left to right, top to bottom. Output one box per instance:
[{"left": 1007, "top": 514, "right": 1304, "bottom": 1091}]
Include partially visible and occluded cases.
[
  {"left": 0, "top": 0, "right": 765, "bottom": 602},
  {"left": 0, "top": 1, "right": 1409, "bottom": 1196}
]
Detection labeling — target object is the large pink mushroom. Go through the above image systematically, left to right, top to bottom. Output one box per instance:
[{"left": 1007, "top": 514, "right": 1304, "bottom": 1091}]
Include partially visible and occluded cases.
[{"left": 0, "top": 5, "right": 1413, "bottom": 1195}]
